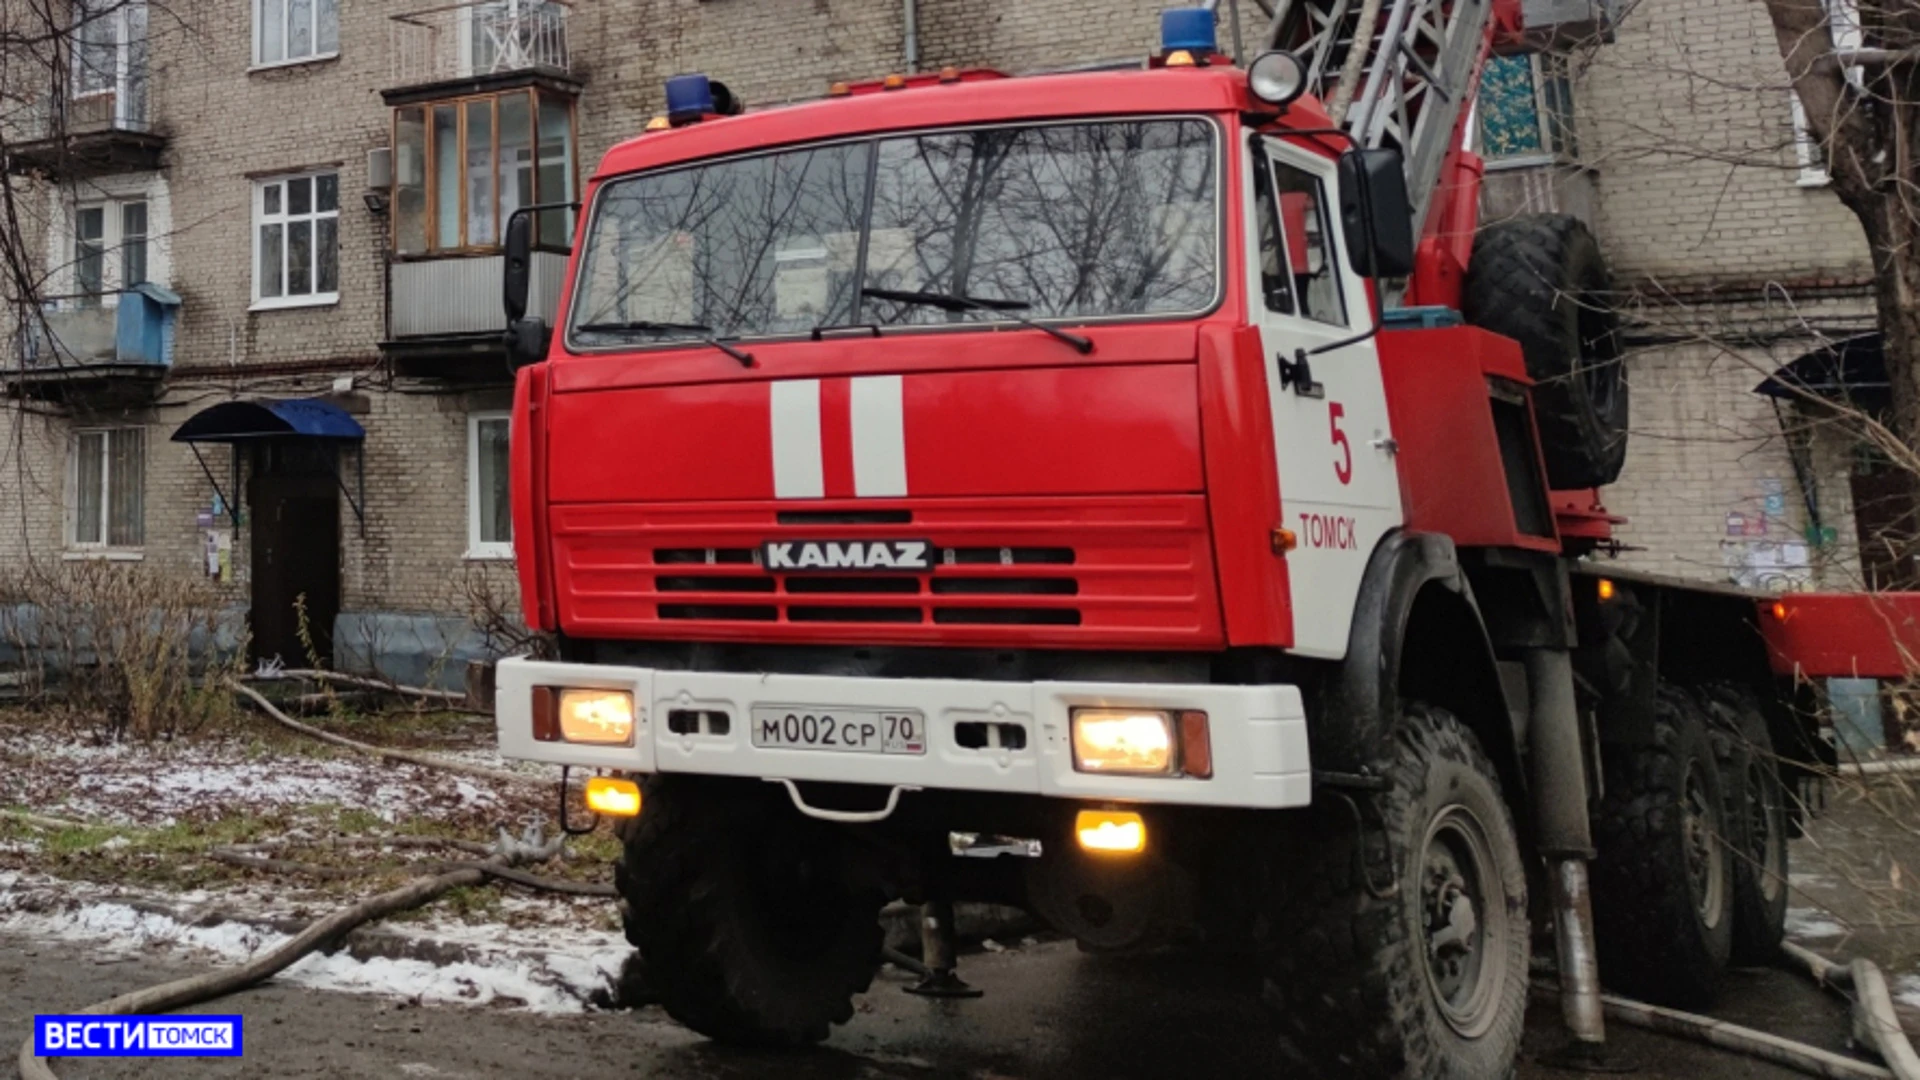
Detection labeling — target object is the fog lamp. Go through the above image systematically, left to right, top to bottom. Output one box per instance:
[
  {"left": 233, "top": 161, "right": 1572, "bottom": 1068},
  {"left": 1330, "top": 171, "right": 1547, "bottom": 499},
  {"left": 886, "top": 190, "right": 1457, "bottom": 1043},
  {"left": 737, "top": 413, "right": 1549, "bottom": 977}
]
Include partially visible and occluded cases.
[
  {"left": 558, "top": 688, "right": 636, "bottom": 746},
  {"left": 1071, "top": 708, "right": 1175, "bottom": 775},
  {"left": 585, "top": 776, "right": 642, "bottom": 817},
  {"left": 1076, "top": 810, "right": 1147, "bottom": 855}
]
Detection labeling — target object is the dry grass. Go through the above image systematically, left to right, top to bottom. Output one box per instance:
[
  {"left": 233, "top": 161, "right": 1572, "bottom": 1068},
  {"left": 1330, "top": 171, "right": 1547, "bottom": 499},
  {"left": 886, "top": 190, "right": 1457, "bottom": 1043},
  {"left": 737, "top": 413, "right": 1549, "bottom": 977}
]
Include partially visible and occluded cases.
[{"left": 0, "top": 560, "right": 248, "bottom": 741}]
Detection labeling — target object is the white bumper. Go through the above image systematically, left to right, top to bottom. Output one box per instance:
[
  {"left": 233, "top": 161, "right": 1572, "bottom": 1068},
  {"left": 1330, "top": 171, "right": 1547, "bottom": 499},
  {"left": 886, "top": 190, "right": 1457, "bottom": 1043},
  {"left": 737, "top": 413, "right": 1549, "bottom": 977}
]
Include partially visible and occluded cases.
[{"left": 494, "top": 657, "right": 1313, "bottom": 809}]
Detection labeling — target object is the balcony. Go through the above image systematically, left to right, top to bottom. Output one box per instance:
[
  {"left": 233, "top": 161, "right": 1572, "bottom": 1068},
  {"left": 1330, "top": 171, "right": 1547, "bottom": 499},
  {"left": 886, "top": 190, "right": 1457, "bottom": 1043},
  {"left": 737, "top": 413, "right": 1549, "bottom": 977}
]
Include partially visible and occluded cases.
[
  {"left": 386, "top": 0, "right": 577, "bottom": 102},
  {"left": 9, "top": 87, "right": 163, "bottom": 179},
  {"left": 381, "top": 253, "right": 566, "bottom": 380},
  {"left": 6, "top": 284, "right": 180, "bottom": 404}
]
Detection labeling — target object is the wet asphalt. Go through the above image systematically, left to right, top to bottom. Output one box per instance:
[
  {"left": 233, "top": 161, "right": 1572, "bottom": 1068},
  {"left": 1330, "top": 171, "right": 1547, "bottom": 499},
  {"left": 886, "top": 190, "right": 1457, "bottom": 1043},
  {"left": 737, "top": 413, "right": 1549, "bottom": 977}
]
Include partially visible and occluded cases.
[{"left": 0, "top": 927, "right": 1864, "bottom": 1079}]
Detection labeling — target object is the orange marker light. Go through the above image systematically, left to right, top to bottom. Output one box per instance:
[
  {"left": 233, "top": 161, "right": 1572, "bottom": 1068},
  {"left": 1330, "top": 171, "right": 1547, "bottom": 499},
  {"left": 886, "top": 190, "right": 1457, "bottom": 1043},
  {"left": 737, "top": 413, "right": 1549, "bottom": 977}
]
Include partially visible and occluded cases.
[
  {"left": 938, "top": 66, "right": 962, "bottom": 83},
  {"left": 882, "top": 73, "right": 908, "bottom": 90},
  {"left": 828, "top": 81, "right": 851, "bottom": 97},
  {"left": 1272, "top": 527, "right": 1297, "bottom": 554},
  {"left": 1597, "top": 578, "right": 1616, "bottom": 602},
  {"left": 1772, "top": 600, "right": 1790, "bottom": 622},
  {"left": 585, "top": 777, "right": 642, "bottom": 817},
  {"left": 1076, "top": 810, "right": 1147, "bottom": 855}
]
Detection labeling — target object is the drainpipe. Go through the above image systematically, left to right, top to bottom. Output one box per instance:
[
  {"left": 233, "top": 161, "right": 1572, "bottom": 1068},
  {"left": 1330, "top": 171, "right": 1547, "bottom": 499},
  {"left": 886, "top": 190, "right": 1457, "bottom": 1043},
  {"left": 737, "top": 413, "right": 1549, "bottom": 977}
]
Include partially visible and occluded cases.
[{"left": 903, "top": 0, "right": 919, "bottom": 74}]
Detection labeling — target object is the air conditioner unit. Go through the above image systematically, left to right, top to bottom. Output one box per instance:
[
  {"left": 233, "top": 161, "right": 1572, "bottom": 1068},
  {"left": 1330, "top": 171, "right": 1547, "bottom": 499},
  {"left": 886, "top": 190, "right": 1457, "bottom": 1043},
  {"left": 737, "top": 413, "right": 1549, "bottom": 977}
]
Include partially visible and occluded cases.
[{"left": 367, "top": 146, "right": 393, "bottom": 190}]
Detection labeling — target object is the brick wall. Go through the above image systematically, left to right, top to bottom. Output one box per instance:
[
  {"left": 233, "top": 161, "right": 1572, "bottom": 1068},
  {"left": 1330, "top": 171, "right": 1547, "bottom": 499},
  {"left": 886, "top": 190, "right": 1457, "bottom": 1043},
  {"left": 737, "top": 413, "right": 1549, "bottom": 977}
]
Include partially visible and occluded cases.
[{"left": 1574, "top": 0, "right": 1880, "bottom": 587}]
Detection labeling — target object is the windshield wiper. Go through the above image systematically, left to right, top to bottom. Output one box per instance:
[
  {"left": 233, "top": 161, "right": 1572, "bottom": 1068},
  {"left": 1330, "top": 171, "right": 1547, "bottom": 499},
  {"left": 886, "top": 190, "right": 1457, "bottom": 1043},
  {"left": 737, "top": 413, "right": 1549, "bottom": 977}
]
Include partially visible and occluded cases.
[
  {"left": 860, "top": 288, "right": 1094, "bottom": 355},
  {"left": 575, "top": 320, "right": 755, "bottom": 368}
]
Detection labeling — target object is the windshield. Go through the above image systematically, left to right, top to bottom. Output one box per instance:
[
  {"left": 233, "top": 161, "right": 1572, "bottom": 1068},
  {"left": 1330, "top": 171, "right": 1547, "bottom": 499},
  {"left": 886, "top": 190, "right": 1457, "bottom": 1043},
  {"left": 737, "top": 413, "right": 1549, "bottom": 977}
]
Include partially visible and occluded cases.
[{"left": 568, "top": 117, "right": 1219, "bottom": 348}]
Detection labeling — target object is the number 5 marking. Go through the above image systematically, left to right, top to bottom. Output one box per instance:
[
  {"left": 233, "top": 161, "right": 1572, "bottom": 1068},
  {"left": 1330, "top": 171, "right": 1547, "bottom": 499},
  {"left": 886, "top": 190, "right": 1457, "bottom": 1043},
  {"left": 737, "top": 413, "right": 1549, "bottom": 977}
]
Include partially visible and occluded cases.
[{"left": 1330, "top": 402, "right": 1352, "bottom": 485}]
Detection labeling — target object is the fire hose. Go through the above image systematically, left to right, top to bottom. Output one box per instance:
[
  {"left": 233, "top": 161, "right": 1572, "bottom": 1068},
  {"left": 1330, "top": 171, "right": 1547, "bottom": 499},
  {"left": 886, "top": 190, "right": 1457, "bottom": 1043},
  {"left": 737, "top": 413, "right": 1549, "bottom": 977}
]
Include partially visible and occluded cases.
[{"left": 12, "top": 826, "right": 607, "bottom": 1080}]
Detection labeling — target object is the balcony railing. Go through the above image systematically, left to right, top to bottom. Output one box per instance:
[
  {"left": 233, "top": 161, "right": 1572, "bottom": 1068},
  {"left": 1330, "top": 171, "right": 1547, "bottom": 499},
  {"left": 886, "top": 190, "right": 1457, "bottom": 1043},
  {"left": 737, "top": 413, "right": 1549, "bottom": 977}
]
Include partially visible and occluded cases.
[
  {"left": 389, "top": 0, "right": 571, "bottom": 91},
  {"left": 389, "top": 252, "right": 565, "bottom": 338},
  {"left": 10, "top": 285, "right": 179, "bottom": 374}
]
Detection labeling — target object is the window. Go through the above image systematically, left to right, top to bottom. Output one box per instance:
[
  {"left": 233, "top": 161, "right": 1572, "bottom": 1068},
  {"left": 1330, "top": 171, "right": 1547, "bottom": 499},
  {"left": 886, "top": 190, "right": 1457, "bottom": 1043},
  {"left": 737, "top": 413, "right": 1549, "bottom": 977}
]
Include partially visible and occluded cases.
[
  {"left": 70, "top": 0, "right": 147, "bottom": 129},
  {"left": 254, "top": 0, "right": 338, "bottom": 67},
  {"left": 1792, "top": 0, "right": 1862, "bottom": 186},
  {"left": 1477, "top": 53, "right": 1577, "bottom": 163},
  {"left": 393, "top": 89, "right": 576, "bottom": 255},
  {"left": 569, "top": 118, "right": 1219, "bottom": 348},
  {"left": 1260, "top": 156, "right": 1347, "bottom": 328},
  {"left": 254, "top": 172, "right": 339, "bottom": 308},
  {"left": 70, "top": 198, "right": 148, "bottom": 305},
  {"left": 468, "top": 412, "right": 511, "bottom": 558},
  {"left": 70, "top": 427, "right": 144, "bottom": 548}
]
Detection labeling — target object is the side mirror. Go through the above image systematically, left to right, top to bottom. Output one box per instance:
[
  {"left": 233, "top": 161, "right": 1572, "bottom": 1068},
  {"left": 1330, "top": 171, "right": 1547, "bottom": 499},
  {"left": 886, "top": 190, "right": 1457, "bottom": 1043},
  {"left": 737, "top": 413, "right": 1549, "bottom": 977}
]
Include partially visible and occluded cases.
[
  {"left": 1336, "top": 148, "right": 1416, "bottom": 279},
  {"left": 503, "top": 210, "right": 533, "bottom": 323},
  {"left": 505, "top": 316, "right": 550, "bottom": 370}
]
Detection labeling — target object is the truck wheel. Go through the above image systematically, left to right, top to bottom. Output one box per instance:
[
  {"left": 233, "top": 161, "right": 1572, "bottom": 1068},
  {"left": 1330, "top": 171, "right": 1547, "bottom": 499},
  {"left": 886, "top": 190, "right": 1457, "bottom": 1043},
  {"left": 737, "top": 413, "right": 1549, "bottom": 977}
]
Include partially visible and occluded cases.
[
  {"left": 1463, "top": 214, "right": 1627, "bottom": 491},
  {"left": 1701, "top": 684, "right": 1790, "bottom": 965},
  {"left": 1590, "top": 685, "right": 1733, "bottom": 1007},
  {"left": 1264, "top": 704, "right": 1528, "bottom": 1078},
  {"left": 612, "top": 777, "right": 883, "bottom": 1046}
]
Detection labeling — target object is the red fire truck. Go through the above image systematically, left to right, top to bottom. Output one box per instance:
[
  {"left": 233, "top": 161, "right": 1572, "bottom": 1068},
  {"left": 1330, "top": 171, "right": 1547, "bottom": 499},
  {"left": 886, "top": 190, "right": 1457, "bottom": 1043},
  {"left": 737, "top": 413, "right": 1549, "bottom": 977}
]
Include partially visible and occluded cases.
[{"left": 491, "top": 3, "right": 1910, "bottom": 1075}]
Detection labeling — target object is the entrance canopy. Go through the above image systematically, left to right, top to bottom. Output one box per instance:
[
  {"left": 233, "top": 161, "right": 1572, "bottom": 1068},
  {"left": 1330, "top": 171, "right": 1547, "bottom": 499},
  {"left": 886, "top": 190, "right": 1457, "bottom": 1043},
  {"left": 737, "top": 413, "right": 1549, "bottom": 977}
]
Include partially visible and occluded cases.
[
  {"left": 1754, "top": 334, "right": 1890, "bottom": 411},
  {"left": 170, "top": 398, "right": 367, "bottom": 534},
  {"left": 171, "top": 398, "right": 365, "bottom": 444}
]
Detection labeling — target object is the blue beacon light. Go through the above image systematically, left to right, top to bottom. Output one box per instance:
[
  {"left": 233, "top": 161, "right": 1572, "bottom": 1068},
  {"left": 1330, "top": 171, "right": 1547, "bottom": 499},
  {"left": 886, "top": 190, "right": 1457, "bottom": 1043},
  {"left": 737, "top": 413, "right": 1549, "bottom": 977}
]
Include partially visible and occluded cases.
[
  {"left": 1159, "top": 8, "right": 1218, "bottom": 56},
  {"left": 664, "top": 74, "right": 716, "bottom": 125}
]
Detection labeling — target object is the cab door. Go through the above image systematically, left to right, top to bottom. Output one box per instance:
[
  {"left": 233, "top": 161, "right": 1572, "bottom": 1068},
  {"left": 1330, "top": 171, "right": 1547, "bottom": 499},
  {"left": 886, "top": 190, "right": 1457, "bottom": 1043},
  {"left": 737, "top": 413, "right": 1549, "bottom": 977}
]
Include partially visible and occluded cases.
[{"left": 1245, "top": 135, "right": 1404, "bottom": 659}]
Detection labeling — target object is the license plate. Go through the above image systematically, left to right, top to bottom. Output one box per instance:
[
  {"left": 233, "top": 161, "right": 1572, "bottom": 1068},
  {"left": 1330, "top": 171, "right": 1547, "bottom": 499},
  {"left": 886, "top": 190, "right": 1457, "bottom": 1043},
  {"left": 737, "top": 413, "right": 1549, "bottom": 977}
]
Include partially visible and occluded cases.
[{"left": 750, "top": 707, "right": 927, "bottom": 755}]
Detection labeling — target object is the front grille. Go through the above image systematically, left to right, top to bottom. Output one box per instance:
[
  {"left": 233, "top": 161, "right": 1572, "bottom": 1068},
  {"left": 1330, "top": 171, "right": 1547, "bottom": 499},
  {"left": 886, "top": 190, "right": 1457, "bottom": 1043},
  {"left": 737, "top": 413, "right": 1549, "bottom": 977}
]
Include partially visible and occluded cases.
[
  {"left": 552, "top": 496, "right": 1220, "bottom": 647},
  {"left": 648, "top": 544, "right": 1081, "bottom": 625}
]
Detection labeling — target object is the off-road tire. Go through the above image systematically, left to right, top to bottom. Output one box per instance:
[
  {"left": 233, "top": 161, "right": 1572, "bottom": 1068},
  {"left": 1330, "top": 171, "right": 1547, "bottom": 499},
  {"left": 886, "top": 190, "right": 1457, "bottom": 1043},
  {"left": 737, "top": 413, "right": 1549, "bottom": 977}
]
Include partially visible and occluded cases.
[
  {"left": 1463, "top": 214, "right": 1627, "bottom": 490},
  {"left": 1700, "top": 683, "right": 1791, "bottom": 965},
  {"left": 1590, "top": 684, "right": 1734, "bottom": 1008},
  {"left": 1263, "top": 704, "right": 1528, "bottom": 1079},
  {"left": 612, "top": 777, "right": 883, "bottom": 1047}
]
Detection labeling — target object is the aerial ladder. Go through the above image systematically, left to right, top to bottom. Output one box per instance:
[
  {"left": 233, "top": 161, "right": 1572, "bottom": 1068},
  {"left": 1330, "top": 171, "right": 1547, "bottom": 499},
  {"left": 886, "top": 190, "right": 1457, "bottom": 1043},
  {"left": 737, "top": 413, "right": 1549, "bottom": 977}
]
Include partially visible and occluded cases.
[{"left": 1242, "top": 0, "right": 1533, "bottom": 307}]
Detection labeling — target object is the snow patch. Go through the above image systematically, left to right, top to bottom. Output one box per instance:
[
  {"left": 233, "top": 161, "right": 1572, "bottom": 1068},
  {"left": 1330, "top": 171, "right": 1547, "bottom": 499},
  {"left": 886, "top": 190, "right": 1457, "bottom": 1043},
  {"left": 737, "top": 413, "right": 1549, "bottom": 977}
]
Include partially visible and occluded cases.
[
  {"left": 0, "top": 898, "right": 626, "bottom": 1014},
  {"left": 1786, "top": 907, "right": 1847, "bottom": 940},
  {"left": 1894, "top": 974, "right": 1920, "bottom": 1010}
]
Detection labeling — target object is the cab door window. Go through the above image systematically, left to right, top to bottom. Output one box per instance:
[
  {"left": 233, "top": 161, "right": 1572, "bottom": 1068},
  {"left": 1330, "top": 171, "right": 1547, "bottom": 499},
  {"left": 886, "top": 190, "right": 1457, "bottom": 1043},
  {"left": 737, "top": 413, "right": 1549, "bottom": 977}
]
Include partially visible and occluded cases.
[{"left": 1259, "top": 153, "right": 1347, "bottom": 328}]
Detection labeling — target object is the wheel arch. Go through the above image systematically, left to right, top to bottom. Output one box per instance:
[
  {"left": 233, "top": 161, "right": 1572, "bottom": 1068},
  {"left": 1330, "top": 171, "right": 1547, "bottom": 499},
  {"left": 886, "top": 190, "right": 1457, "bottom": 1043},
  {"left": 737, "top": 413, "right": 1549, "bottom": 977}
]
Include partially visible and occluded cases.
[{"left": 1319, "top": 530, "right": 1525, "bottom": 808}]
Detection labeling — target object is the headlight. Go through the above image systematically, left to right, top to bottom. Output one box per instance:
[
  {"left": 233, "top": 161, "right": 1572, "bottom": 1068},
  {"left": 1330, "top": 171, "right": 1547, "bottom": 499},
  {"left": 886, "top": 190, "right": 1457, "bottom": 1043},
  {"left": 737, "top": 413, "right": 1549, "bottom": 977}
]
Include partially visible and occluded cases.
[
  {"left": 1247, "top": 50, "right": 1308, "bottom": 107},
  {"left": 558, "top": 689, "right": 636, "bottom": 745},
  {"left": 1071, "top": 708, "right": 1175, "bottom": 775}
]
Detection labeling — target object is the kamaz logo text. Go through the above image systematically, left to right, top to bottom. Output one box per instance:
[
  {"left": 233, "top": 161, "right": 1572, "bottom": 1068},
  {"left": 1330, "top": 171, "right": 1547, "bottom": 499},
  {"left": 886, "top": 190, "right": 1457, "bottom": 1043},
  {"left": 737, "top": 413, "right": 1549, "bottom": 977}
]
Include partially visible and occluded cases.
[{"left": 761, "top": 539, "right": 933, "bottom": 572}]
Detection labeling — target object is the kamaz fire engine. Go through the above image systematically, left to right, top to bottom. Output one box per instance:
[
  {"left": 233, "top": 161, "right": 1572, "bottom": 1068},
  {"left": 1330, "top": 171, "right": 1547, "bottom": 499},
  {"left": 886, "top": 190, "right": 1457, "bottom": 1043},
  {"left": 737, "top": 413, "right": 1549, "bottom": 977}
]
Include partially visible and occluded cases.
[{"left": 489, "top": 3, "right": 1912, "bottom": 1074}]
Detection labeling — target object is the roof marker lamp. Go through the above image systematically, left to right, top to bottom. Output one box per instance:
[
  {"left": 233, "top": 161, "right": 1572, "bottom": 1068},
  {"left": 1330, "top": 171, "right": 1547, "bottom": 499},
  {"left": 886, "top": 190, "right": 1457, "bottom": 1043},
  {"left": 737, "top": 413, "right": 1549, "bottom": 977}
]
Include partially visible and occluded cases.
[{"left": 1248, "top": 50, "right": 1309, "bottom": 108}]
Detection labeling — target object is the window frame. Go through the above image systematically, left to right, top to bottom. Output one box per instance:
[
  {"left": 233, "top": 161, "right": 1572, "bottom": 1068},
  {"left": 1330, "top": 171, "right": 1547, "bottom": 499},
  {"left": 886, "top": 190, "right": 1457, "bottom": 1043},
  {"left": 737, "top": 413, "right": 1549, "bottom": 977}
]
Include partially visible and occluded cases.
[
  {"left": 251, "top": 0, "right": 340, "bottom": 70},
  {"left": 1792, "top": 0, "right": 1862, "bottom": 187},
  {"left": 1477, "top": 52, "right": 1578, "bottom": 170},
  {"left": 391, "top": 87, "right": 579, "bottom": 257},
  {"left": 561, "top": 113, "right": 1227, "bottom": 355},
  {"left": 252, "top": 170, "right": 340, "bottom": 311},
  {"left": 67, "top": 196, "right": 149, "bottom": 307},
  {"left": 466, "top": 410, "right": 513, "bottom": 560},
  {"left": 67, "top": 426, "right": 144, "bottom": 553}
]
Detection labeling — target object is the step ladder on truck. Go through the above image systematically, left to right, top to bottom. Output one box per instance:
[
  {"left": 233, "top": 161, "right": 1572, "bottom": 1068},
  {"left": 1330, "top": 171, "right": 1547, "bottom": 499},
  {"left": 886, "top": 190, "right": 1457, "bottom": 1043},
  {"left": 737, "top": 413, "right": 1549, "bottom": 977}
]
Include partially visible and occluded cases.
[{"left": 488, "top": 3, "right": 1903, "bottom": 1074}]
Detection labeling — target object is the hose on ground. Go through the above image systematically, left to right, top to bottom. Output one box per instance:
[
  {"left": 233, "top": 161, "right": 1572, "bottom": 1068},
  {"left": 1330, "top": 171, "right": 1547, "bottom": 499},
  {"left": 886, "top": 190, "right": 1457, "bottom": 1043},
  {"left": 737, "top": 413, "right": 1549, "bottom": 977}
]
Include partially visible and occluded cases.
[
  {"left": 13, "top": 828, "right": 599, "bottom": 1080},
  {"left": 1783, "top": 941, "right": 1920, "bottom": 1080},
  {"left": 1595, "top": 989, "right": 1892, "bottom": 1080}
]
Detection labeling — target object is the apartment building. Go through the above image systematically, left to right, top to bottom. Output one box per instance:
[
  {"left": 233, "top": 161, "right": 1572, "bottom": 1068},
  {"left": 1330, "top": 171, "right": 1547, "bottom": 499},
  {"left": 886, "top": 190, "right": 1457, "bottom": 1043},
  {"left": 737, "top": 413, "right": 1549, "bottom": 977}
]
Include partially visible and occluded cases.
[
  {"left": 0, "top": 0, "right": 1880, "bottom": 687},
  {"left": 0, "top": 0, "right": 1276, "bottom": 683},
  {"left": 1479, "top": 0, "right": 1885, "bottom": 591}
]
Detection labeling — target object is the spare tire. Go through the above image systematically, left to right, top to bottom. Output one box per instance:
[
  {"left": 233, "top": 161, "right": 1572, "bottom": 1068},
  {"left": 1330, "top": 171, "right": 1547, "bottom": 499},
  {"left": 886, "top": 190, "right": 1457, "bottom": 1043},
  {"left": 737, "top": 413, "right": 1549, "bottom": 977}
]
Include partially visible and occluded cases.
[{"left": 1463, "top": 214, "right": 1627, "bottom": 490}]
